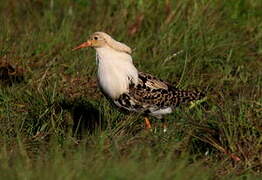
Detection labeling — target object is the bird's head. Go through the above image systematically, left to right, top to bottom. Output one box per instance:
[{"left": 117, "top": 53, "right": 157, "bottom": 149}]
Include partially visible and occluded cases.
[{"left": 72, "top": 32, "right": 132, "bottom": 54}]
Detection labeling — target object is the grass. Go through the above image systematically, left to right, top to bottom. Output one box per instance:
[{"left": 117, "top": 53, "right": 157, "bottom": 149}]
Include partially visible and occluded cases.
[{"left": 0, "top": 0, "right": 261, "bottom": 179}]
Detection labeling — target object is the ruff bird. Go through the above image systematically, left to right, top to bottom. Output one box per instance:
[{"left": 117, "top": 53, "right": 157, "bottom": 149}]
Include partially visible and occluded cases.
[{"left": 73, "top": 32, "right": 204, "bottom": 130}]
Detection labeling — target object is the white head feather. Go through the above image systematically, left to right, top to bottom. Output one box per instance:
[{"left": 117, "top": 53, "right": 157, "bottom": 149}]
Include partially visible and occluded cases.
[
  {"left": 91, "top": 32, "right": 138, "bottom": 99},
  {"left": 93, "top": 32, "right": 132, "bottom": 54}
]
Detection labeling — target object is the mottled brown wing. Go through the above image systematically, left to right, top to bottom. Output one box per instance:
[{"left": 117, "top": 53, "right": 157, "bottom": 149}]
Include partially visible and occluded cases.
[
  {"left": 113, "top": 72, "right": 204, "bottom": 117},
  {"left": 128, "top": 72, "right": 203, "bottom": 108},
  {"left": 128, "top": 72, "right": 175, "bottom": 108}
]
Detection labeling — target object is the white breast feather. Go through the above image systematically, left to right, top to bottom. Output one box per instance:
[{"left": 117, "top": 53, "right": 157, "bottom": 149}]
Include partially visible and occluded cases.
[{"left": 96, "top": 46, "right": 138, "bottom": 99}]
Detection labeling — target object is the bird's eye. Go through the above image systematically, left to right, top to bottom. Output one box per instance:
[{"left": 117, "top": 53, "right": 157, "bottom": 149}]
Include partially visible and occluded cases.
[{"left": 94, "top": 36, "right": 98, "bottom": 40}]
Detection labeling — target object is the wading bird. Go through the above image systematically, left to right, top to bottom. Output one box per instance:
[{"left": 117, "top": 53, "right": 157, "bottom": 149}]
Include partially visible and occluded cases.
[{"left": 73, "top": 32, "right": 204, "bottom": 130}]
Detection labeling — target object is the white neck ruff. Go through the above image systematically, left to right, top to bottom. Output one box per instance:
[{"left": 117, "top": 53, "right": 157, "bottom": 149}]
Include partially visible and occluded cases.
[{"left": 95, "top": 46, "right": 138, "bottom": 99}]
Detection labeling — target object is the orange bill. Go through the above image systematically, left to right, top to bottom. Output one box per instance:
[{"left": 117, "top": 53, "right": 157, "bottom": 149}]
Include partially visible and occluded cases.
[{"left": 72, "top": 40, "right": 92, "bottom": 51}]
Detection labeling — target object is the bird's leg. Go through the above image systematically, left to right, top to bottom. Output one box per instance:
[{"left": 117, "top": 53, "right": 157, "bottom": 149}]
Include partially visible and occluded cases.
[
  {"left": 144, "top": 117, "right": 152, "bottom": 129},
  {"left": 161, "top": 118, "right": 167, "bottom": 133}
]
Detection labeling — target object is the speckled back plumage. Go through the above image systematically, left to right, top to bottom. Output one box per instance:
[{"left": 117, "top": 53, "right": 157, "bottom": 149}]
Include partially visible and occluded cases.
[{"left": 113, "top": 72, "right": 204, "bottom": 119}]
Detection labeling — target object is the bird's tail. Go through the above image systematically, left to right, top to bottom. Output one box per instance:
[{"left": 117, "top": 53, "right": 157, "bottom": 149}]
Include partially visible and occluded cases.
[
  {"left": 174, "top": 89, "right": 206, "bottom": 106},
  {"left": 185, "top": 90, "right": 205, "bottom": 101}
]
